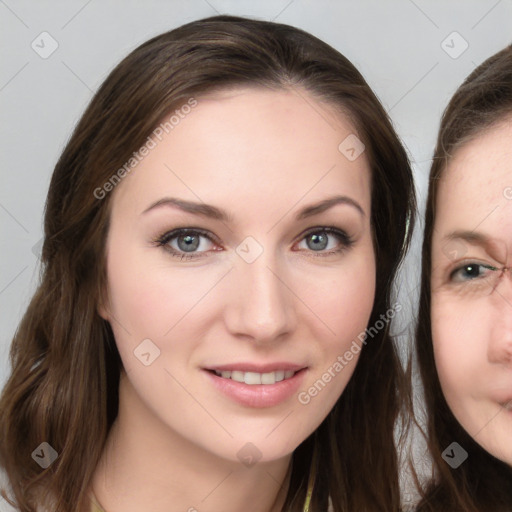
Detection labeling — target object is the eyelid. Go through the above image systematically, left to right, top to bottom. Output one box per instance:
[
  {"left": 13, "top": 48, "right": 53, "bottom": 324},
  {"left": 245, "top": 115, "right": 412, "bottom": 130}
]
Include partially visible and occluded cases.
[
  {"left": 153, "top": 225, "right": 354, "bottom": 260},
  {"left": 292, "top": 226, "right": 353, "bottom": 251},
  {"left": 151, "top": 227, "right": 222, "bottom": 260},
  {"left": 154, "top": 227, "right": 221, "bottom": 246},
  {"left": 448, "top": 257, "right": 499, "bottom": 274},
  {"left": 448, "top": 260, "right": 500, "bottom": 283}
]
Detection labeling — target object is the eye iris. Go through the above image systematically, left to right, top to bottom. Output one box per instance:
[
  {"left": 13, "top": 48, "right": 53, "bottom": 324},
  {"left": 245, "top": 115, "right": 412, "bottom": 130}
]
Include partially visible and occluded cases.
[
  {"left": 307, "top": 232, "right": 328, "bottom": 251},
  {"left": 177, "top": 234, "right": 199, "bottom": 252}
]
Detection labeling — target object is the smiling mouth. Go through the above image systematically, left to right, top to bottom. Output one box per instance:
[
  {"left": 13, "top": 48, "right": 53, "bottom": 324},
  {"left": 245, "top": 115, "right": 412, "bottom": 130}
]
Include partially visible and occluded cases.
[{"left": 211, "top": 369, "right": 298, "bottom": 385}]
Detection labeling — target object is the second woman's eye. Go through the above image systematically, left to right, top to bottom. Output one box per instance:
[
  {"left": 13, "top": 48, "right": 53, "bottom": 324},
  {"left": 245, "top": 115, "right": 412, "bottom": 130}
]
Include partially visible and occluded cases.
[{"left": 449, "top": 262, "right": 498, "bottom": 283}]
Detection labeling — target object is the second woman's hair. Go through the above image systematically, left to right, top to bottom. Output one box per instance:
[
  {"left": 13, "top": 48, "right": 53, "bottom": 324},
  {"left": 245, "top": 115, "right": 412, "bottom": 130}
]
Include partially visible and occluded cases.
[{"left": 415, "top": 44, "right": 512, "bottom": 511}]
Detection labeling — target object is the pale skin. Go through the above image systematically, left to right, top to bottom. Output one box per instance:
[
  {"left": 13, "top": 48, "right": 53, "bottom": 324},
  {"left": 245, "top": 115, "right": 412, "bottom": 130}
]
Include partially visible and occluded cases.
[
  {"left": 91, "top": 86, "right": 376, "bottom": 512},
  {"left": 431, "top": 116, "right": 512, "bottom": 467}
]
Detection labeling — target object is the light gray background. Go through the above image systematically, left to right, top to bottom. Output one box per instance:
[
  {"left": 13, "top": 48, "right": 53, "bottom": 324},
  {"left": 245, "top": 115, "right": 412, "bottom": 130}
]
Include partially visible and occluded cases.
[{"left": 1, "top": 0, "right": 511, "bottom": 509}]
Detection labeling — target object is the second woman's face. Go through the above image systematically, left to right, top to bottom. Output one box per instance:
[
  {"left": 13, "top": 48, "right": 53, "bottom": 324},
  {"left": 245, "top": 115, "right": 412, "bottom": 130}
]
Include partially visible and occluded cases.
[
  {"left": 100, "top": 87, "right": 375, "bottom": 463},
  {"left": 431, "top": 118, "right": 512, "bottom": 466}
]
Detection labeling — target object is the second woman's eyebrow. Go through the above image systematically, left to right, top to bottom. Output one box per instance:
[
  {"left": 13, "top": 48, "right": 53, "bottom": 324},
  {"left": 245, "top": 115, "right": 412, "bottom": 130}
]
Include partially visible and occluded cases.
[
  {"left": 140, "top": 194, "right": 365, "bottom": 221},
  {"left": 441, "top": 230, "right": 509, "bottom": 259},
  {"left": 442, "top": 230, "right": 493, "bottom": 248}
]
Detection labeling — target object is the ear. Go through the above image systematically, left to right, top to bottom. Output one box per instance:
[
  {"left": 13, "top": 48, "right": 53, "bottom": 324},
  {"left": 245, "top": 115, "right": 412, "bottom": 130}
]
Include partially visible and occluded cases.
[
  {"left": 97, "top": 283, "right": 111, "bottom": 321},
  {"left": 97, "top": 301, "right": 110, "bottom": 321}
]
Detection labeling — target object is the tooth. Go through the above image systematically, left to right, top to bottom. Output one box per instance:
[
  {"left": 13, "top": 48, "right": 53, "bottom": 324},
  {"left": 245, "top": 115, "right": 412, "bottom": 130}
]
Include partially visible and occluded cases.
[
  {"left": 216, "top": 369, "right": 297, "bottom": 384},
  {"left": 274, "top": 370, "right": 285, "bottom": 382},
  {"left": 231, "top": 371, "right": 245, "bottom": 383},
  {"left": 244, "top": 372, "right": 262, "bottom": 385},
  {"left": 261, "top": 372, "right": 276, "bottom": 384}
]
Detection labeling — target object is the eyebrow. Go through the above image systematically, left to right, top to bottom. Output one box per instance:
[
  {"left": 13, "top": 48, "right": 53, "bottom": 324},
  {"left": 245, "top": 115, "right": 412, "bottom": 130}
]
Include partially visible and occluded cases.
[
  {"left": 141, "top": 194, "right": 365, "bottom": 222},
  {"left": 442, "top": 230, "right": 493, "bottom": 248}
]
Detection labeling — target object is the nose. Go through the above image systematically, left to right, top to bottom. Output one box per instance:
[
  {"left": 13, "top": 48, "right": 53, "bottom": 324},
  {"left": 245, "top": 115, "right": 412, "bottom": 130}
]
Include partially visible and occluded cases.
[
  {"left": 223, "top": 251, "right": 297, "bottom": 344},
  {"left": 488, "top": 270, "right": 512, "bottom": 366}
]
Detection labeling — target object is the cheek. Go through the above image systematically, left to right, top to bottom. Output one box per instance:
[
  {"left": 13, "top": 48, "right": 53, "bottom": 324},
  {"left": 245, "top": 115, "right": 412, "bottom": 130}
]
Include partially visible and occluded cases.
[
  {"left": 105, "top": 242, "right": 226, "bottom": 338},
  {"left": 340, "top": 247, "right": 376, "bottom": 321},
  {"left": 308, "top": 248, "right": 376, "bottom": 358},
  {"left": 297, "top": 253, "right": 376, "bottom": 419},
  {"left": 106, "top": 260, "right": 172, "bottom": 334},
  {"left": 332, "top": 274, "right": 375, "bottom": 340},
  {"left": 431, "top": 295, "right": 488, "bottom": 405}
]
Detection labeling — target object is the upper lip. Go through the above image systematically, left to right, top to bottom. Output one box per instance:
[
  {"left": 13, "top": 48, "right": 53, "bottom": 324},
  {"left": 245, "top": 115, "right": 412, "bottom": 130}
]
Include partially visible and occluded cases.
[
  {"left": 204, "top": 362, "right": 306, "bottom": 373},
  {"left": 494, "top": 393, "right": 512, "bottom": 407}
]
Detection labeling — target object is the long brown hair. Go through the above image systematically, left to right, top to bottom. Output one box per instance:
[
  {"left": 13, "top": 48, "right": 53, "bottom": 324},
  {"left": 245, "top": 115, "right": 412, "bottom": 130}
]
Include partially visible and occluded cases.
[
  {"left": 0, "top": 15, "right": 415, "bottom": 512},
  {"left": 415, "top": 44, "right": 512, "bottom": 511}
]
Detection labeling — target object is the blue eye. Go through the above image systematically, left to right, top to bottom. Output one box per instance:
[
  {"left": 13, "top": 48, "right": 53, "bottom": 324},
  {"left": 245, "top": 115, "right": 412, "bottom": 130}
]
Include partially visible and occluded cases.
[
  {"left": 153, "top": 226, "right": 354, "bottom": 261},
  {"left": 154, "top": 228, "right": 218, "bottom": 260},
  {"left": 296, "top": 228, "right": 353, "bottom": 255},
  {"left": 449, "top": 262, "right": 498, "bottom": 283}
]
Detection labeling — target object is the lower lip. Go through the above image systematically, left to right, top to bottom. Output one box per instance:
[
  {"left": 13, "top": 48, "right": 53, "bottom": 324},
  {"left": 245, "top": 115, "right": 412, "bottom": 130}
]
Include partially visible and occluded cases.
[{"left": 204, "top": 369, "right": 307, "bottom": 408}]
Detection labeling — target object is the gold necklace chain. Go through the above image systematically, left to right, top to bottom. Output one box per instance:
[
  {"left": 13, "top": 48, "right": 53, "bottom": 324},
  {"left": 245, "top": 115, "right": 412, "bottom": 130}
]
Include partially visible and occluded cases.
[{"left": 302, "top": 442, "right": 318, "bottom": 512}]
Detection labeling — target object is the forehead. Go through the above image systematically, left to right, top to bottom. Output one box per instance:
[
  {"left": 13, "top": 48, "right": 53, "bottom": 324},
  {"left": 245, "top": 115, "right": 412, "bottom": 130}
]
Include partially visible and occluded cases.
[
  {"left": 111, "top": 86, "right": 372, "bottom": 219},
  {"left": 435, "top": 119, "right": 512, "bottom": 234}
]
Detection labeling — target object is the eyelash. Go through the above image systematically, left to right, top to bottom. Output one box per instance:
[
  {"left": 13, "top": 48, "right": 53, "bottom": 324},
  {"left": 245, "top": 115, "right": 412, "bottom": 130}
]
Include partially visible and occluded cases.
[
  {"left": 152, "top": 227, "right": 354, "bottom": 261},
  {"left": 448, "top": 261, "right": 499, "bottom": 283}
]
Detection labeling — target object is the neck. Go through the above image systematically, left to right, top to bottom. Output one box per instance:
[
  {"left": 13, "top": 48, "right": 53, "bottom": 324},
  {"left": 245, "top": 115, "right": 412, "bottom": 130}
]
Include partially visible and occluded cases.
[{"left": 90, "top": 371, "right": 292, "bottom": 512}]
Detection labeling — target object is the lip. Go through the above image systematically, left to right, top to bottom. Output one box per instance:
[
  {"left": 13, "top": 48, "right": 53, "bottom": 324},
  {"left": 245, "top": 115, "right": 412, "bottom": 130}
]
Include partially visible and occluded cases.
[
  {"left": 205, "top": 362, "right": 305, "bottom": 373},
  {"left": 203, "top": 365, "right": 307, "bottom": 408},
  {"left": 493, "top": 391, "right": 512, "bottom": 405},
  {"left": 500, "top": 399, "right": 512, "bottom": 411}
]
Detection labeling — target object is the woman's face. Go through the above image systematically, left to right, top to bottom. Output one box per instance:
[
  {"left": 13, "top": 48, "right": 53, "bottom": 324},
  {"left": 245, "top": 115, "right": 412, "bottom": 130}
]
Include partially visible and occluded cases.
[
  {"left": 100, "top": 87, "right": 375, "bottom": 463},
  {"left": 431, "top": 118, "right": 512, "bottom": 466}
]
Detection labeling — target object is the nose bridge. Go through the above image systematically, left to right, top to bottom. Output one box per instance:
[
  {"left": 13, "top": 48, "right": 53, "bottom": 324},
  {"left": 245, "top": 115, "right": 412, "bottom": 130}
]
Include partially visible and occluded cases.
[
  {"left": 224, "top": 246, "right": 295, "bottom": 342},
  {"left": 488, "top": 270, "right": 512, "bottom": 365}
]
